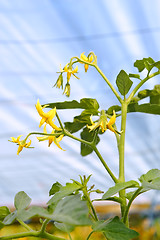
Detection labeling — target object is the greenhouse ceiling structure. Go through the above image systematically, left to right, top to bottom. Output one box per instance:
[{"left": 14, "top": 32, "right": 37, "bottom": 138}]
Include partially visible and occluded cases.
[{"left": 1, "top": 0, "right": 160, "bottom": 206}]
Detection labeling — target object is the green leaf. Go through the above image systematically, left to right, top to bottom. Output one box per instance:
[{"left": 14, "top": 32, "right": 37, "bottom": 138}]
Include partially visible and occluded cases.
[
  {"left": 134, "top": 57, "right": 155, "bottom": 72},
  {"left": 153, "top": 61, "right": 160, "bottom": 70},
  {"left": 116, "top": 70, "right": 133, "bottom": 96},
  {"left": 129, "top": 73, "right": 141, "bottom": 80},
  {"left": 136, "top": 85, "right": 160, "bottom": 104},
  {"left": 150, "top": 85, "right": 160, "bottom": 104},
  {"left": 137, "top": 89, "right": 152, "bottom": 100},
  {"left": 45, "top": 98, "right": 99, "bottom": 110},
  {"left": 128, "top": 103, "right": 160, "bottom": 115},
  {"left": 107, "top": 105, "right": 121, "bottom": 115},
  {"left": 64, "top": 109, "right": 98, "bottom": 134},
  {"left": 64, "top": 121, "right": 86, "bottom": 133},
  {"left": 80, "top": 127, "right": 100, "bottom": 156},
  {"left": 139, "top": 169, "right": 160, "bottom": 190},
  {"left": 139, "top": 169, "right": 160, "bottom": 183},
  {"left": 141, "top": 177, "right": 160, "bottom": 190},
  {"left": 102, "top": 181, "right": 139, "bottom": 199},
  {"left": 47, "top": 182, "right": 81, "bottom": 205},
  {"left": 49, "top": 182, "right": 62, "bottom": 196},
  {"left": 14, "top": 191, "right": 31, "bottom": 211},
  {"left": 18, "top": 195, "right": 91, "bottom": 226},
  {"left": 52, "top": 195, "right": 91, "bottom": 225},
  {"left": 95, "top": 196, "right": 124, "bottom": 204},
  {"left": 0, "top": 206, "right": 10, "bottom": 221},
  {"left": 3, "top": 211, "right": 17, "bottom": 225},
  {"left": 92, "top": 216, "right": 139, "bottom": 240},
  {"left": 54, "top": 222, "right": 75, "bottom": 233}
]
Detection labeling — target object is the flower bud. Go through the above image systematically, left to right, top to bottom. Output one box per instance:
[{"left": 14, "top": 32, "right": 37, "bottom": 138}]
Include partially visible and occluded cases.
[{"left": 63, "top": 83, "right": 70, "bottom": 97}]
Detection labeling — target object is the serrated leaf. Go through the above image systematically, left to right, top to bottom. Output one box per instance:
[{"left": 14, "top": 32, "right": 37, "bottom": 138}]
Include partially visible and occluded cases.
[
  {"left": 116, "top": 70, "right": 133, "bottom": 96},
  {"left": 45, "top": 98, "right": 99, "bottom": 110},
  {"left": 128, "top": 103, "right": 160, "bottom": 115},
  {"left": 80, "top": 127, "right": 100, "bottom": 156},
  {"left": 102, "top": 181, "right": 139, "bottom": 199},
  {"left": 47, "top": 182, "right": 81, "bottom": 205},
  {"left": 49, "top": 182, "right": 62, "bottom": 196},
  {"left": 14, "top": 191, "right": 31, "bottom": 211},
  {"left": 18, "top": 195, "right": 91, "bottom": 226},
  {"left": 0, "top": 206, "right": 10, "bottom": 221},
  {"left": 92, "top": 216, "right": 139, "bottom": 240}
]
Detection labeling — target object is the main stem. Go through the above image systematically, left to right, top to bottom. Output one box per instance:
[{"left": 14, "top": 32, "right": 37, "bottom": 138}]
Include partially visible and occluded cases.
[{"left": 119, "top": 100, "right": 128, "bottom": 218}]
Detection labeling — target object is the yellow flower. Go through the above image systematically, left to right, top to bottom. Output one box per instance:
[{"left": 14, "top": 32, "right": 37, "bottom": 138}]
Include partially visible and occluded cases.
[
  {"left": 80, "top": 52, "right": 94, "bottom": 72},
  {"left": 63, "top": 64, "right": 79, "bottom": 82},
  {"left": 36, "top": 99, "right": 61, "bottom": 130},
  {"left": 87, "top": 110, "right": 116, "bottom": 133},
  {"left": 37, "top": 124, "right": 65, "bottom": 150},
  {"left": 10, "top": 135, "right": 32, "bottom": 155}
]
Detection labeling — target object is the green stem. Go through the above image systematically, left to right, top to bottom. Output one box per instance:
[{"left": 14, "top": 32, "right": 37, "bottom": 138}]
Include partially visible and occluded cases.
[
  {"left": 75, "top": 56, "right": 122, "bottom": 103},
  {"left": 94, "top": 65, "right": 122, "bottom": 104},
  {"left": 118, "top": 100, "right": 128, "bottom": 218},
  {"left": 56, "top": 112, "right": 65, "bottom": 131},
  {"left": 64, "top": 128, "right": 118, "bottom": 183},
  {"left": 64, "top": 129, "right": 93, "bottom": 146},
  {"left": 24, "top": 131, "right": 63, "bottom": 142},
  {"left": 92, "top": 146, "right": 118, "bottom": 183},
  {"left": 123, "top": 187, "right": 143, "bottom": 224},
  {"left": 84, "top": 190, "right": 98, "bottom": 221},
  {"left": 17, "top": 218, "right": 33, "bottom": 231},
  {"left": 40, "top": 219, "right": 50, "bottom": 233},
  {"left": 0, "top": 230, "right": 68, "bottom": 240},
  {"left": 0, "top": 231, "right": 39, "bottom": 240},
  {"left": 41, "top": 231, "right": 68, "bottom": 240},
  {"left": 86, "top": 231, "right": 94, "bottom": 240}
]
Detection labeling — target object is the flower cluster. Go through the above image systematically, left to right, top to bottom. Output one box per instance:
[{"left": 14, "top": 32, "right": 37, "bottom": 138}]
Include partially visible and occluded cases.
[
  {"left": 54, "top": 52, "right": 95, "bottom": 97},
  {"left": 10, "top": 99, "right": 64, "bottom": 154},
  {"left": 35, "top": 99, "right": 64, "bottom": 150},
  {"left": 87, "top": 110, "right": 118, "bottom": 133},
  {"left": 10, "top": 135, "right": 31, "bottom": 155}
]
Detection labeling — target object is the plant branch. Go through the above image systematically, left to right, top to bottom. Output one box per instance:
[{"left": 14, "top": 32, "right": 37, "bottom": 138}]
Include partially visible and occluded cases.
[
  {"left": 94, "top": 65, "right": 122, "bottom": 104},
  {"left": 127, "top": 70, "right": 160, "bottom": 103},
  {"left": 92, "top": 146, "right": 118, "bottom": 183},
  {"left": 123, "top": 187, "right": 143, "bottom": 224},
  {"left": 17, "top": 218, "right": 33, "bottom": 231},
  {"left": 40, "top": 219, "right": 50, "bottom": 234},
  {"left": 0, "top": 230, "right": 68, "bottom": 240}
]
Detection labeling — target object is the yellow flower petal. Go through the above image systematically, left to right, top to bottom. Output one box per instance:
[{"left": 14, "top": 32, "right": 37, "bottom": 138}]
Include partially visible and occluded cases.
[
  {"left": 80, "top": 53, "right": 88, "bottom": 61},
  {"left": 108, "top": 111, "right": 116, "bottom": 127},
  {"left": 17, "top": 145, "right": 23, "bottom": 155}
]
